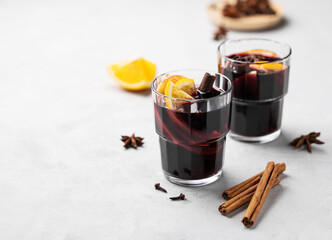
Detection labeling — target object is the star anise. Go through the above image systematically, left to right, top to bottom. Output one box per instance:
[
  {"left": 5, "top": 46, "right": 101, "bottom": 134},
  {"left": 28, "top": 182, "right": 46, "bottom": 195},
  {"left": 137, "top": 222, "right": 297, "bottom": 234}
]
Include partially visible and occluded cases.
[
  {"left": 290, "top": 132, "right": 324, "bottom": 153},
  {"left": 121, "top": 134, "right": 144, "bottom": 149}
]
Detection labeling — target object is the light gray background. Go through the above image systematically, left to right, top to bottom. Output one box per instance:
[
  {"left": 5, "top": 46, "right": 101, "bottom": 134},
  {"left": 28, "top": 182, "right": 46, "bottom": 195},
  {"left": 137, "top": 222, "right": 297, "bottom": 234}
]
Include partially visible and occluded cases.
[{"left": 0, "top": 0, "right": 331, "bottom": 239}]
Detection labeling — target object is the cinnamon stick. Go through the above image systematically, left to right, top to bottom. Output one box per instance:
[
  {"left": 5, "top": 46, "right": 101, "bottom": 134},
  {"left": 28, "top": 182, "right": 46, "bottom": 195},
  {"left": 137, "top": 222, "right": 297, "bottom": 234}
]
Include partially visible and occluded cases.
[
  {"left": 198, "top": 73, "right": 216, "bottom": 92},
  {"left": 242, "top": 161, "right": 275, "bottom": 226},
  {"left": 222, "top": 162, "right": 286, "bottom": 200},
  {"left": 277, "top": 162, "right": 286, "bottom": 174},
  {"left": 218, "top": 163, "right": 286, "bottom": 218},
  {"left": 242, "top": 164, "right": 282, "bottom": 227},
  {"left": 222, "top": 172, "right": 263, "bottom": 200},
  {"left": 229, "top": 175, "right": 261, "bottom": 199},
  {"left": 273, "top": 176, "right": 281, "bottom": 186},
  {"left": 219, "top": 177, "right": 281, "bottom": 215},
  {"left": 221, "top": 184, "right": 258, "bottom": 210},
  {"left": 219, "top": 192, "right": 254, "bottom": 215}
]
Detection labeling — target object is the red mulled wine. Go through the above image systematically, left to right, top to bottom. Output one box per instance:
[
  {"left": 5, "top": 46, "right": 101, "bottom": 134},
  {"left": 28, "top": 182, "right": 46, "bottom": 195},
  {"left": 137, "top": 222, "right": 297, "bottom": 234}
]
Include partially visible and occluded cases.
[
  {"left": 219, "top": 51, "right": 290, "bottom": 139},
  {"left": 152, "top": 70, "right": 232, "bottom": 186},
  {"left": 154, "top": 95, "right": 230, "bottom": 180}
]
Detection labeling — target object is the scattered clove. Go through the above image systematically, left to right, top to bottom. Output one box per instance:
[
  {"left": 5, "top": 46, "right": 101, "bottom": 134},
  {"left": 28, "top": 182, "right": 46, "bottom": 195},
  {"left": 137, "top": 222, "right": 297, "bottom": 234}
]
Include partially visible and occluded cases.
[
  {"left": 154, "top": 183, "right": 167, "bottom": 193},
  {"left": 170, "top": 193, "right": 186, "bottom": 201}
]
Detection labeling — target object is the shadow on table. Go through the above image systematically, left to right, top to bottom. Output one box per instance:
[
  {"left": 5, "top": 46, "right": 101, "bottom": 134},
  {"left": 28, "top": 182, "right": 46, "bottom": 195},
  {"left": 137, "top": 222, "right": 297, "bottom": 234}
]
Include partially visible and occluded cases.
[
  {"left": 233, "top": 17, "right": 290, "bottom": 33},
  {"left": 108, "top": 85, "right": 151, "bottom": 96},
  {"left": 122, "top": 88, "right": 151, "bottom": 96},
  {"left": 126, "top": 88, "right": 151, "bottom": 96},
  {"left": 232, "top": 131, "right": 293, "bottom": 150},
  {"left": 257, "top": 131, "right": 326, "bottom": 154},
  {"left": 265, "top": 131, "right": 292, "bottom": 149},
  {"left": 182, "top": 172, "right": 233, "bottom": 199},
  {"left": 249, "top": 183, "right": 288, "bottom": 229}
]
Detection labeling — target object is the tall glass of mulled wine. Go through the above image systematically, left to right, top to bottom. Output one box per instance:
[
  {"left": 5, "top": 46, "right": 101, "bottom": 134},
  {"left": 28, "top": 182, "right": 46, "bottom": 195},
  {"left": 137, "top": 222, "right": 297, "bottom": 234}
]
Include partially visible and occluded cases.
[
  {"left": 218, "top": 38, "right": 291, "bottom": 143},
  {"left": 152, "top": 70, "right": 232, "bottom": 186}
]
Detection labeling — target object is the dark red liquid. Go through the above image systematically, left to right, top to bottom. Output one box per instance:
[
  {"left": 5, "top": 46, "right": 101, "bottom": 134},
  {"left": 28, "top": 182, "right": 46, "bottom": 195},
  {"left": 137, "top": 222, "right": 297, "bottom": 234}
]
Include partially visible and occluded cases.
[
  {"left": 219, "top": 52, "right": 289, "bottom": 137},
  {"left": 154, "top": 93, "right": 230, "bottom": 180}
]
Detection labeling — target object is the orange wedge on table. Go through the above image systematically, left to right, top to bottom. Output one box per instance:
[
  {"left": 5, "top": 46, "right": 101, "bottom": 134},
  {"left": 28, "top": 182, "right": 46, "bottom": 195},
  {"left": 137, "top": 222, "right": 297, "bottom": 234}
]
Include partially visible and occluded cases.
[
  {"left": 107, "top": 58, "right": 156, "bottom": 91},
  {"left": 164, "top": 78, "right": 195, "bottom": 110}
]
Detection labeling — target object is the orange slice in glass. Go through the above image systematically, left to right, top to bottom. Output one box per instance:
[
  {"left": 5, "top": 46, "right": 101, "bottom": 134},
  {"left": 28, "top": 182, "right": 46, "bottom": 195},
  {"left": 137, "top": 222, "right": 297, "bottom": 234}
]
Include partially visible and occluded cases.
[
  {"left": 244, "top": 49, "right": 278, "bottom": 57},
  {"left": 250, "top": 61, "right": 284, "bottom": 71},
  {"left": 157, "top": 75, "right": 185, "bottom": 95},
  {"left": 174, "top": 78, "right": 196, "bottom": 96},
  {"left": 165, "top": 81, "right": 193, "bottom": 109}
]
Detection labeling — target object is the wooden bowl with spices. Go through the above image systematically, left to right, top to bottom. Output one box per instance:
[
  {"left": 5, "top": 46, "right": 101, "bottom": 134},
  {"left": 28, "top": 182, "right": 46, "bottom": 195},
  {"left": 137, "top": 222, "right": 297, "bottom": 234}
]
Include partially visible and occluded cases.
[{"left": 208, "top": 0, "right": 283, "bottom": 31}]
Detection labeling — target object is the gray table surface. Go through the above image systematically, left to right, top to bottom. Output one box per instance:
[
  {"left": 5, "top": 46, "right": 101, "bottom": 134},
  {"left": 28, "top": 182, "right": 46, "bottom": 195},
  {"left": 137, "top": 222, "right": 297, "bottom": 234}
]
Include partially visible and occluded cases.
[{"left": 1, "top": 0, "right": 331, "bottom": 239}]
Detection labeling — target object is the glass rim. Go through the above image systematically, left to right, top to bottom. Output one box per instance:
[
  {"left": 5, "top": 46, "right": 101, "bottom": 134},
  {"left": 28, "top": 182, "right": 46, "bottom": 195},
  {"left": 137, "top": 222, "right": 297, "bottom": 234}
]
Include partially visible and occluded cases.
[
  {"left": 217, "top": 38, "right": 292, "bottom": 65},
  {"left": 151, "top": 69, "right": 232, "bottom": 103}
]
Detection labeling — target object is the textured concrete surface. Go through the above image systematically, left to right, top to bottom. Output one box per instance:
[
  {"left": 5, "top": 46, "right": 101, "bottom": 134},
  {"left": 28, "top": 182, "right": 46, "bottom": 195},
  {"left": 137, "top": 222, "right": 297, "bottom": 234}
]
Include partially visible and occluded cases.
[{"left": 0, "top": 0, "right": 331, "bottom": 239}]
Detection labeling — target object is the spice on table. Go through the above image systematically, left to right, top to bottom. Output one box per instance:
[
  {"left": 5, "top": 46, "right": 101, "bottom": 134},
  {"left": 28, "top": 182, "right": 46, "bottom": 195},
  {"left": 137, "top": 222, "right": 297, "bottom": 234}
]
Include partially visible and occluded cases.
[
  {"left": 223, "top": 0, "right": 276, "bottom": 18},
  {"left": 223, "top": 4, "right": 240, "bottom": 18},
  {"left": 213, "top": 26, "right": 227, "bottom": 41},
  {"left": 290, "top": 132, "right": 324, "bottom": 153},
  {"left": 121, "top": 134, "right": 144, "bottom": 149},
  {"left": 242, "top": 162, "right": 282, "bottom": 227},
  {"left": 219, "top": 163, "right": 285, "bottom": 216},
  {"left": 222, "top": 171, "right": 263, "bottom": 200},
  {"left": 154, "top": 183, "right": 167, "bottom": 193},
  {"left": 170, "top": 193, "right": 186, "bottom": 201}
]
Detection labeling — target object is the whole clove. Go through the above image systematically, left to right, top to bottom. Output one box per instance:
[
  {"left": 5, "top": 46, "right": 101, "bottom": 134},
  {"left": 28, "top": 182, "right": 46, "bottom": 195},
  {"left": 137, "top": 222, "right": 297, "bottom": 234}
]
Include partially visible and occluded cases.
[
  {"left": 154, "top": 183, "right": 167, "bottom": 193},
  {"left": 170, "top": 193, "right": 186, "bottom": 201}
]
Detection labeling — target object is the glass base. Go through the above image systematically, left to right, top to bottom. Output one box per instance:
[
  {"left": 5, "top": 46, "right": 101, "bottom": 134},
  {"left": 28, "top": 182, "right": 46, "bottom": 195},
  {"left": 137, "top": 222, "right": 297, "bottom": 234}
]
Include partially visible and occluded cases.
[
  {"left": 229, "top": 129, "right": 281, "bottom": 144},
  {"left": 163, "top": 169, "right": 222, "bottom": 187}
]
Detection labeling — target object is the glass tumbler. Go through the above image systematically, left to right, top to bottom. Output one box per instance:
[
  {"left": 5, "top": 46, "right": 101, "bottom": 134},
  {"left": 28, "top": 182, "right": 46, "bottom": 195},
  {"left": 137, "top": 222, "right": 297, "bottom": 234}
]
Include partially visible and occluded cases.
[
  {"left": 218, "top": 38, "right": 291, "bottom": 143},
  {"left": 152, "top": 70, "right": 232, "bottom": 186}
]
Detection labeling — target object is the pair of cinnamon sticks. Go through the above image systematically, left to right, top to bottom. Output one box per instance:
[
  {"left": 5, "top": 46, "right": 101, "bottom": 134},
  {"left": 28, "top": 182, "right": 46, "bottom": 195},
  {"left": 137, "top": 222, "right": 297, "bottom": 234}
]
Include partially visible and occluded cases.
[{"left": 219, "top": 162, "right": 286, "bottom": 227}]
